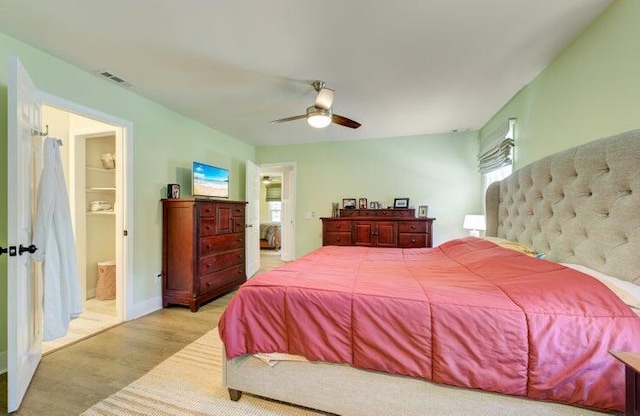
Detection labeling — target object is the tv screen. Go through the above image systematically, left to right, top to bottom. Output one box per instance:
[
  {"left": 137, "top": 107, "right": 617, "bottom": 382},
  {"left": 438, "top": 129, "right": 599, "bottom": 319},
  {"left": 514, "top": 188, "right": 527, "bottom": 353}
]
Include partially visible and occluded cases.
[{"left": 192, "top": 161, "right": 229, "bottom": 199}]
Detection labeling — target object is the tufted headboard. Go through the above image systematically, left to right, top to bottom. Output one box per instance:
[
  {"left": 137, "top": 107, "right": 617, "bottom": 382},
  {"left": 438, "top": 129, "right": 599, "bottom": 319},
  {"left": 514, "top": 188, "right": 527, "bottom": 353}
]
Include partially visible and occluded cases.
[{"left": 485, "top": 129, "right": 640, "bottom": 286}]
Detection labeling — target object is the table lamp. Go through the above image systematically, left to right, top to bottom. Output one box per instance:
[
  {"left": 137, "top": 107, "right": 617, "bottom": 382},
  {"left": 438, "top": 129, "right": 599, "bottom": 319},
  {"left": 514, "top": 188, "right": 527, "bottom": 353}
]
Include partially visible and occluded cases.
[{"left": 463, "top": 215, "right": 486, "bottom": 237}]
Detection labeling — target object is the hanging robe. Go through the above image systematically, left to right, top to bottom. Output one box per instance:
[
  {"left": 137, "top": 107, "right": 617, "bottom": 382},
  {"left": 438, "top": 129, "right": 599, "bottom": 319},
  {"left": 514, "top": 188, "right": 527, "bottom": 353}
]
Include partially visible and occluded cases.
[{"left": 31, "top": 137, "right": 83, "bottom": 341}]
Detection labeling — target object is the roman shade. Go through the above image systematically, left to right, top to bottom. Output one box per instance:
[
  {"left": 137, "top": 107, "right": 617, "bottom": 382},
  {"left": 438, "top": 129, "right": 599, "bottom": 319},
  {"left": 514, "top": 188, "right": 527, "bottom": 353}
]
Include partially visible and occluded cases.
[{"left": 478, "top": 118, "right": 516, "bottom": 174}]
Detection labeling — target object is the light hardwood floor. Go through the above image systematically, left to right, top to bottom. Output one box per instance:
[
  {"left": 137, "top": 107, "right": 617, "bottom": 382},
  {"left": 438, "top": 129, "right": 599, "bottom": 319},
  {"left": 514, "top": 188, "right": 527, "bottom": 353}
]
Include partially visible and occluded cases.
[{"left": 1, "top": 250, "right": 285, "bottom": 416}]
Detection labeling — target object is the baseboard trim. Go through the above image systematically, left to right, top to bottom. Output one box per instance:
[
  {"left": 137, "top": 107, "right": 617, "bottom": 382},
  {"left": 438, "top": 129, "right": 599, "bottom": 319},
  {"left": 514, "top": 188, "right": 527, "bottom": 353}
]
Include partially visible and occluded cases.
[{"left": 129, "top": 296, "right": 163, "bottom": 320}]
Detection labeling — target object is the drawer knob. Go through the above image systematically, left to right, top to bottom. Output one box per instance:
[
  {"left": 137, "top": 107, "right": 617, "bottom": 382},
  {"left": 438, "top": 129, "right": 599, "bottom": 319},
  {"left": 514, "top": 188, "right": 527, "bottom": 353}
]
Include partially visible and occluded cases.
[
  {"left": 206, "top": 208, "right": 211, "bottom": 213},
  {"left": 336, "top": 224, "right": 341, "bottom": 229},
  {"left": 411, "top": 225, "right": 416, "bottom": 229},
  {"left": 206, "top": 226, "right": 211, "bottom": 230},
  {"left": 336, "top": 237, "right": 341, "bottom": 242},
  {"left": 411, "top": 239, "right": 416, "bottom": 243},
  {"left": 207, "top": 244, "right": 212, "bottom": 250},
  {"left": 206, "top": 263, "right": 211, "bottom": 268},
  {"left": 237, "top": 270, "right": 242, "bottom": 274},
  {"left": 207, "top": 281, "right": 212, "bottom": 286}
]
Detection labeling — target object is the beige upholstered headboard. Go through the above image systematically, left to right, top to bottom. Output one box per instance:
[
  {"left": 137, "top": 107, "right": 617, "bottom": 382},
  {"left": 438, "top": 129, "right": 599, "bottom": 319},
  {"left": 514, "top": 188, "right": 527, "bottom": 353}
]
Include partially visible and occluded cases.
[{"left": 486, "top": 129, "right": 640, "bottom": 286}]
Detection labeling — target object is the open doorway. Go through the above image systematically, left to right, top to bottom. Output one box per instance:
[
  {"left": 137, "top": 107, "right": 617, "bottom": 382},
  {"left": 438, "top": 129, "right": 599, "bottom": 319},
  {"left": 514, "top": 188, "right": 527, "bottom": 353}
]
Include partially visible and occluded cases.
[
  {"left": 40, "top": 105, "right": 130, "bottom": 354},
  {"left": 259, "top": 163, "right": 296, "bottom": 262}
]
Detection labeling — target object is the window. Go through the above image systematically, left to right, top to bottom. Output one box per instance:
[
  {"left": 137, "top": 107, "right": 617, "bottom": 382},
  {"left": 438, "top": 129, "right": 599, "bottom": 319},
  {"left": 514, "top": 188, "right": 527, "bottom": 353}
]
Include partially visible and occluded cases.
[
  {"left": 478, "top": 118, "right": 516, "bottom": 197},
  {"left": 482, "top": 164, "right": 512, "bottom": 196},
  {"left": 268, "top": 201, "right": 282, "bottom": 222}
]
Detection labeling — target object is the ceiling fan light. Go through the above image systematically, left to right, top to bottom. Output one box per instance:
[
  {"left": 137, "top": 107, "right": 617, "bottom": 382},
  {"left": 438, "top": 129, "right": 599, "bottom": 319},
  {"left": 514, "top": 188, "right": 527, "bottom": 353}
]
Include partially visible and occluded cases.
[{"left": 306, "top": 107, "right": 332, "bottom": 128}]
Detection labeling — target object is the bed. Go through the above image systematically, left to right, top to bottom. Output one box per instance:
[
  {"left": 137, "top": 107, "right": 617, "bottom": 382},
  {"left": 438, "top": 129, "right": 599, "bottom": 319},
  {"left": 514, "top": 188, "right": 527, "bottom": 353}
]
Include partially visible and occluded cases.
[
  {"left": 219, "top": 129, "right": 640, "bottom": 416},
  {"left": 260, "top": 222, "right": 281, "bottom": 250}
]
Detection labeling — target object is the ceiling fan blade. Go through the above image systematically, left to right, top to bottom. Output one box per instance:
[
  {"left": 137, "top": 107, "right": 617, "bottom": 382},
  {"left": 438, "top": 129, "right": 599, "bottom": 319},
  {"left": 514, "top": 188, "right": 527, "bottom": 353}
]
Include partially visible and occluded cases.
[
  {"left": 315, "top": 88, "right": 335, "bottom": 110},
  {"left": 271, "top": 114, "right": 307, "bottom": 124},
  {"left": 332, "top": 114, "right": 361, "bottom": 129}
]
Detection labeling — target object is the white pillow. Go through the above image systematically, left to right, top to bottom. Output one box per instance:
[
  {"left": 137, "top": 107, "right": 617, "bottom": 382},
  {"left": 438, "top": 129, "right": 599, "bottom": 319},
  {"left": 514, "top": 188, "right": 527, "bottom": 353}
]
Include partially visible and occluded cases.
[{"left": 562, "top": 263, "right": 640, "bottom": 310}]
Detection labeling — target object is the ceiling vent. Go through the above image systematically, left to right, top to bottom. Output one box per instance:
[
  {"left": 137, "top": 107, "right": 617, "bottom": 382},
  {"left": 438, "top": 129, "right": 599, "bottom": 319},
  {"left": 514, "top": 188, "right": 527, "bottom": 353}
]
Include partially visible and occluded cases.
[{"left": 94, "top": 70, "right": 133, "bottom": 88}]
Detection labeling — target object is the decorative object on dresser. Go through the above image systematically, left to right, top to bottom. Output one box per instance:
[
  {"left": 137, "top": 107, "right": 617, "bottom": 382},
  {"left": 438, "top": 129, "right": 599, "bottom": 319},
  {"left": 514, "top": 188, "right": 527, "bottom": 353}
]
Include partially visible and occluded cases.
[
  {"left": 167, "top": 183, "right": 180, "bottom": 199},
  {"left": 393, "top": 197, "right": 409, "bottom": 208},
  {"left": 161, "top": 198, "right": 247, "bottom": 312},
  {"left": 342, "top": 198, "right": 356, "bottom": 209},
  {"left": 358, "top": 198, "right": 367, "bottom": 209},
  {"left": 331, "top": 202, "right": 339, "bottom": 217},
  {"left": 418, "top": 205, "right": 429, "bottom": 218},
  {"left": 321, "top": 208, "right": 434, "bottom": 248}
]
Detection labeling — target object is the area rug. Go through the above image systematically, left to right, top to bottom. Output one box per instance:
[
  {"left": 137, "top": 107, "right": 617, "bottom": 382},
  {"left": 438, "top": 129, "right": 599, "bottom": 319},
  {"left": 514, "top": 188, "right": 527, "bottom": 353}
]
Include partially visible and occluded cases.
[{"left": 81, "top": 329, "right": 323, "bottom": 416}]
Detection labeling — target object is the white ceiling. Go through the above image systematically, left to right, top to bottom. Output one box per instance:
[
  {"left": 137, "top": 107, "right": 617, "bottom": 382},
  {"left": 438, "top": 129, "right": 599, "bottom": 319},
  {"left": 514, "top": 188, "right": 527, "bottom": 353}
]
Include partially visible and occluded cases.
[{"left": 0, "top": 0, "right": 612, "bottom": 146}]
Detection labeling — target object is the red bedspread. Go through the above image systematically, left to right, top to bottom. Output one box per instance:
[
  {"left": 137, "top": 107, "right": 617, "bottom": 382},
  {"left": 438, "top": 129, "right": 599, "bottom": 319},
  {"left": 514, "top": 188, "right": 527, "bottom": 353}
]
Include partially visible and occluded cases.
[{"left": 219, "top": 238, "right": 640, "bottom": 411}]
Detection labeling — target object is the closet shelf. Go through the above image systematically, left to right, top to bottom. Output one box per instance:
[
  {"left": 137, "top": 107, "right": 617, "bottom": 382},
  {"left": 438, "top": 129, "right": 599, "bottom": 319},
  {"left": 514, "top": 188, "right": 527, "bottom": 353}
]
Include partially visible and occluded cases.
[
  {"left": 86, "top": 166, "right": 116, "bottom": 173},
  {"left": 87, "top": 187, "right": 116, "bottom": 192},
  {"left": 87, "top": 211, "right": 115, "bottom": 216}
]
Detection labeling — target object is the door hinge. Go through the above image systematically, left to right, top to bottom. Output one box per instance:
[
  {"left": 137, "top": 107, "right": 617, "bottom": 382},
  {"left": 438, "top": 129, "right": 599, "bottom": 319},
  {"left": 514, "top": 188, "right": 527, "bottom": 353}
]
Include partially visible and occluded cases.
[{"left": 123, "top": 230, "right": 128, "bottom": 236}]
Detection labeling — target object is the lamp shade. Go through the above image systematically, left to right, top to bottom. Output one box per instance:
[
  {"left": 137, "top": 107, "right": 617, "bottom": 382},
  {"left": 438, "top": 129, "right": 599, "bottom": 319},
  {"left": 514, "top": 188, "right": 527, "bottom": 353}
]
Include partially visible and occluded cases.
[{"left": 463, "top": 215, "right": 486, "bottom": 237}]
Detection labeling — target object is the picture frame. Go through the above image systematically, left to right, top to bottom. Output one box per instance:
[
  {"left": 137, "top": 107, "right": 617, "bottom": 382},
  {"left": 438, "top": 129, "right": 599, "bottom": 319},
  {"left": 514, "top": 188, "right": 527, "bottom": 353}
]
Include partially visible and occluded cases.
[
  {"left": 167, "top": 183, "right": 180, "bottom": 199},
  {"left": 343, "top": 198, "right": 357, "bottom": 209},
  {"left": 359, "top": 198, "right": 368, "bottom": 209},
  {"left": 393, "top": 198, "right": 410, "bottom": 209},
  {"left": 369, "top": 201, "right": 380, "bottom": 209},
  {"left": 418, "top": 205, "right": 429, "bottom": 218}
]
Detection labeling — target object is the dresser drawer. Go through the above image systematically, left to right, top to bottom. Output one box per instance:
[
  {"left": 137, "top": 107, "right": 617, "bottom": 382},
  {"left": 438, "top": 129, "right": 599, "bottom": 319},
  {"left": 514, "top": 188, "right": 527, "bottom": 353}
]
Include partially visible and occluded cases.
[
  {"left": 198, "top": 202, "right": 217, "bottom": 218},
  {"left": 199, "top": 218, "right": 217, "bottom": 237},
  {"left": 324, "top": 221, "right": 351, "bottom": 232},
  {"left": 398, "top": 221, "right": 427, "bottom": 233},
  {"left": 325, "top": 232, "right": 352, "bottom": 246},
  {"left": 199, "top": 233, "right": 244, "bottom": 256},
  {"left": 398, "top": 234, "right": 427, "bottom": 248},
  {"left": 198, "top": 249, "right": 244, "bottom": 275},
  {"left": 199, "top": 264, "right": 245, "bottom": 294}
]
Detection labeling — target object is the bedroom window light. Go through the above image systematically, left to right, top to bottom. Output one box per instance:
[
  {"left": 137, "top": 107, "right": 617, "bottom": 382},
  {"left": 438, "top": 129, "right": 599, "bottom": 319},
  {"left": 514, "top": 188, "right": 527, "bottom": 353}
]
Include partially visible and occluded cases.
[
  {"left": 479, "top": 118, "right": 516, "bottom": 196},
  {"left": 268, "top": 201, "right": 282, "bottom": 222}
]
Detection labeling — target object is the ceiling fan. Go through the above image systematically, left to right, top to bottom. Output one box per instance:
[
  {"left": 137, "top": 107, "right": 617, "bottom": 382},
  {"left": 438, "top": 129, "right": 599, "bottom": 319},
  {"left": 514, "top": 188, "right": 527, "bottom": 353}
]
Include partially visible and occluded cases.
[{"left": 271, "top": 80, "right": 361, "bottom": 129}]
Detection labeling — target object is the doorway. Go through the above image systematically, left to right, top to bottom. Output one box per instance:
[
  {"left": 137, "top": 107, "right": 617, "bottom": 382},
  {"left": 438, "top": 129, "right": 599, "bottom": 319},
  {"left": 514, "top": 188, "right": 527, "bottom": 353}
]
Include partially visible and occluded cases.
[
  {"left": 40, "top": 105, "right": 128, "bottom": 354},
  {"left": 259, "top": 163, "right": 296, "bottom": 262}
]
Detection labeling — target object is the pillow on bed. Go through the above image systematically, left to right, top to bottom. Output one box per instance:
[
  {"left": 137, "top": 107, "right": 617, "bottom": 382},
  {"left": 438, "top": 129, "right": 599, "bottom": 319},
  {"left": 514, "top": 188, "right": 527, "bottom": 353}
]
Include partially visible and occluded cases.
[
  {"left": 482, "top": 237, "right": 537, "bottom": 256},
  {"left": 562, "top": 263, "right": 640, "bottom": 310}
]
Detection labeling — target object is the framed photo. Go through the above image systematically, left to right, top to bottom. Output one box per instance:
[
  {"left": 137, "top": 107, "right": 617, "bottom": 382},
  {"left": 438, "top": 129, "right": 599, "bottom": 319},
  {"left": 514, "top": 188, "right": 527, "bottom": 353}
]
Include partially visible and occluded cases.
[
  {"left": 167, "top": 183, "right": 180, "bottom": 199},
  {"left": 343, "top": 198, "right": 357, "bottom": 209},
  {"left": 359, "top": 198, "right": 368, "bottom": 209},
  {"left": 393, "top": 198, "right": 409, "bottom": 209},
  {"left": 369, "top": 201, "right": 380, "bottom": 209},
  {"left": 418, "top": 205, "right": 429, "bottom": 218}
]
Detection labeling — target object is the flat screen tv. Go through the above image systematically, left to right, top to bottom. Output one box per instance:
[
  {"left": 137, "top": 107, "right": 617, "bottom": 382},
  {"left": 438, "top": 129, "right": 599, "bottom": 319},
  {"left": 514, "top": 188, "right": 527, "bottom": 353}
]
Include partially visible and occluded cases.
[{"left": 192, "top": 161, "right": 229, "bottom": 199}]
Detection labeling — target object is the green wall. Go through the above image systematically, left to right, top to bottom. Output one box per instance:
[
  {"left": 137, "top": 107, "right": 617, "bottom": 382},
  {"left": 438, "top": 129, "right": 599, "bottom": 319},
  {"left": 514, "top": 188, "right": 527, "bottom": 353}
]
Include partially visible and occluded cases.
[
  {"left": 481, "top": 0, "right": 639, "bottom": 168},
  {"left": 0, "top": 32, "right": 254, "bottom": 360},
  {"left": 256, "top": 131, "right": 481, "bottom": 257}
]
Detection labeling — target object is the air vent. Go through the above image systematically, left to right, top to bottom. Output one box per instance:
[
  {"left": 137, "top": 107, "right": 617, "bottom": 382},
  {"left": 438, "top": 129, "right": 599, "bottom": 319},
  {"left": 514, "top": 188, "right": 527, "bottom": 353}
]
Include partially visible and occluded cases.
[{"left": 94, "top": 69, "right": 133, "bottom": 88}]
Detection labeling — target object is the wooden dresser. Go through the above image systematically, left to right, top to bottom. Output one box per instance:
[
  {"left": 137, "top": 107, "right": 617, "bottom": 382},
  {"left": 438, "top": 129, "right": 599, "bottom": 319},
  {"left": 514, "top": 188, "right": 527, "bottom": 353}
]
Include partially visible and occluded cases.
[
  {"left": 162, "top": 198, "right": 247, "bottom": 312},
  {"left": 321, "top": 209, "right": 435, "bottom": 248}
]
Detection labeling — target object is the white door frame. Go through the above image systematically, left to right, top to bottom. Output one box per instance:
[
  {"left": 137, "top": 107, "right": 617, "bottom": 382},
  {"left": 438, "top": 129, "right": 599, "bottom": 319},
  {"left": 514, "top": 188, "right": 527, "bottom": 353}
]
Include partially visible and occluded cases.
[
  {"left": 40, "top": 91, "right": 135, "bottom": 321},
  {"left": 245, "top": 160, "right": 261, "bottom": 278},
  {"left": 260, "top": 162, "right": 297, "bottom": 261}
]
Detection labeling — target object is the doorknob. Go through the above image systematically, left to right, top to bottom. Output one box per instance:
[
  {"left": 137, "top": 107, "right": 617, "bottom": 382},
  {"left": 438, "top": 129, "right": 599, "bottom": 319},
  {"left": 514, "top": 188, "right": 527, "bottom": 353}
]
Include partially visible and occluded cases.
[
  {"left": 245, "top": 224, "right": 253, "bottom": 228},
  {"left": 18, "top": 244, "right": 37, "bottom": 255}
]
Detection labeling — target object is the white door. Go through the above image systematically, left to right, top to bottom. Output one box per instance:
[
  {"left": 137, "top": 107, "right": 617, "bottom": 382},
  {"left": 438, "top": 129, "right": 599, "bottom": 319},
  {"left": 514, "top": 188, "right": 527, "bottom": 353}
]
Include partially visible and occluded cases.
[
  {"left": 7, "top": 56, "right": 44, "bottom": 412},
  {"left": 245, "top": 160, "right": 260, "bottom": 277}
]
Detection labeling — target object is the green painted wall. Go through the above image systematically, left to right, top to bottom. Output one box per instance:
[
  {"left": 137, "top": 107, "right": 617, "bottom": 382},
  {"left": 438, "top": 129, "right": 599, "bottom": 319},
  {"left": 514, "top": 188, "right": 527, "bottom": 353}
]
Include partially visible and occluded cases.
[
  {"left": 481, "top": 0, "right": 639, "bottom": 168},
  {"left": 0, "top": 32, "right": 254, "bottom": 360},
  {"left": 256, "top": 131, "right": 481, "bottom": 257}
]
